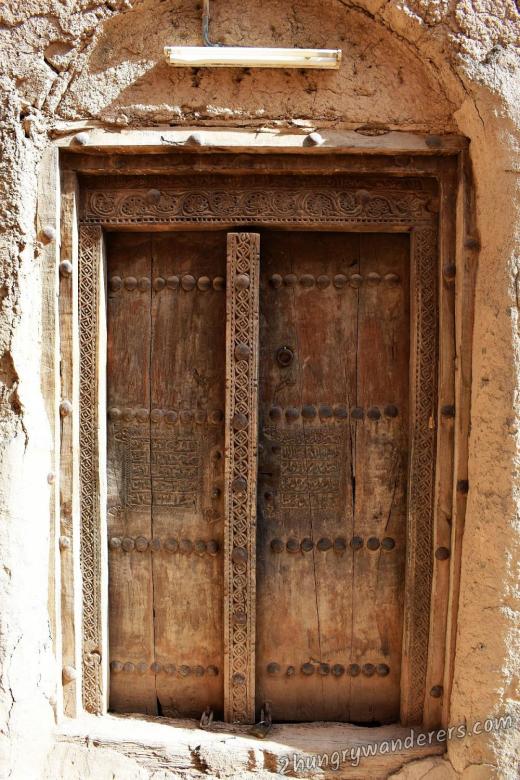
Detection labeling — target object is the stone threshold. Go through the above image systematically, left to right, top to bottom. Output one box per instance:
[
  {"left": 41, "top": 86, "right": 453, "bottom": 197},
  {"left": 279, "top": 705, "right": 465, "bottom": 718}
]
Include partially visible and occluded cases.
[{"left": 55, "top": 713, "right": 445, "bottom": 779}]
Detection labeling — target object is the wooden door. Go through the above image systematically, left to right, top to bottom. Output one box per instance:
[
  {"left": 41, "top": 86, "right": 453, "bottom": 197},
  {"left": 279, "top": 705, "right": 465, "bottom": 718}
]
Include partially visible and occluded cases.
[
  {"left": 105, "top": 228, "right": 410, "bottom": 725},
  {"left": 106, "top": 231, "right": 226, "bottom": 717},
  {"left": 256, "top": 231, "right": 410, "bottom": 724}
]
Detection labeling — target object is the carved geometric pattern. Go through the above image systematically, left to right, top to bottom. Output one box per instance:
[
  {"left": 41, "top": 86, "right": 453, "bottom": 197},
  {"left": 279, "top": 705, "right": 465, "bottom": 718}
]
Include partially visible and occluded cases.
[
  {"left": 81, "top": 177, "right": 435, "bottom": 227},
  {"left": 77, "top": 184, "right": 438, "bottom": 726},
  {"left": 78, "top": 224, "right": 104, "bottom": 714},
  {"left": 401, "top": 227, "right": 438, "bottom": 724},
  {"left": 224, "top": 233, "right": 260, "bottom": 724}
]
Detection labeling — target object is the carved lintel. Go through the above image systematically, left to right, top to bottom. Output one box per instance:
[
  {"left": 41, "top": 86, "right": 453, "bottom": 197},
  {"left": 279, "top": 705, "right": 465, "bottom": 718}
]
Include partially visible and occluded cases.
[{"left": 224, "top": 233, "right": 260, "bottom": 724}]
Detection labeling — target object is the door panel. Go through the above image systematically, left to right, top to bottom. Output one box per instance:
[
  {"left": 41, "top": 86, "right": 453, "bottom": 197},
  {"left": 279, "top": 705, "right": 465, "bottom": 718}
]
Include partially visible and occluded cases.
[
  {"left": 107, "top": 231, "right": 226, "bottom": 717},
  {"left": 256, "top": 231, "right": 409, "bottom": 723}
]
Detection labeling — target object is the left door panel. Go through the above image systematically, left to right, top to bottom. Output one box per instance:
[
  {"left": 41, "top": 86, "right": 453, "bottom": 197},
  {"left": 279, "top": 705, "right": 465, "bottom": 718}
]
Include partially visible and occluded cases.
[{"left": 106, "top": 232, "right": 226, "bottom": 717}]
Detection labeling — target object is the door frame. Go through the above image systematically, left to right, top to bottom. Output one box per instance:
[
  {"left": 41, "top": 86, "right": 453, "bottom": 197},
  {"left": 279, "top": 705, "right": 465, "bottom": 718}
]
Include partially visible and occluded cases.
[{"left": 51, "top": 136, "right": 472, "bottom": 731}]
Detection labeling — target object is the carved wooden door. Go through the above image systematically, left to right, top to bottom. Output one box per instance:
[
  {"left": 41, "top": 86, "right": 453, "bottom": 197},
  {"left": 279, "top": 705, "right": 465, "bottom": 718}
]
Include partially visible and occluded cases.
[{"left": 106, "top": 228, "right": 410, "bottom": 725}]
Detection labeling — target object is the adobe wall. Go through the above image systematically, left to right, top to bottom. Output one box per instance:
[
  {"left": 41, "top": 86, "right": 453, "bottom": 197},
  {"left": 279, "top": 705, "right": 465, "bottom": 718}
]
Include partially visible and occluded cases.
[{"left": 0, "top": 1, "right": 518, "bottom": 778}]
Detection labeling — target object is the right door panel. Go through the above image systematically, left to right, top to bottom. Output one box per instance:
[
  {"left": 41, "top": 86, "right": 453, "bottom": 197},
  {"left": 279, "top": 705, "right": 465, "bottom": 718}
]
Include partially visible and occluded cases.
[{"left": 256, "top": 231, "right": 410, "bottom": 723}]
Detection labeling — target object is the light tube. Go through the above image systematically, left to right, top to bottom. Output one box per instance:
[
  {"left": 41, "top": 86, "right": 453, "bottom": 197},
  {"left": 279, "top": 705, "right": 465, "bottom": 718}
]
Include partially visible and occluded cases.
[{"left": 164, "top": 46, "right": 342, "bottom": 69}]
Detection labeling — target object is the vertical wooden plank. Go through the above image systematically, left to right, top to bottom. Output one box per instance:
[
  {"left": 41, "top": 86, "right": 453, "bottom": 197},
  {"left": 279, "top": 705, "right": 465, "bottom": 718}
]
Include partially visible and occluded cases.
[
  {"left": 37, "top": 146, "right": 62, "bottom": 718},
  {"left": 442, "top": 153, "right": 476, "bottom": 723},
  {"left": 59, "top": 171, "right": 82, "bottom": 716},
  {"left": 423, "top": 174, "right": 457, "bottom": 729},
  {"left": 79, "top": 224, "right": 108, "bottom": 714},
  {"left": 400, "top": 227, "right": 438, "bottom": 726},
  {"left": 150, "top": 232, "right": 225, "bottom": 718},
  {"left": 224, "top": 232, "right": 260, "bottom": 724},
  {"left": 105, "top": 234, "right": 156, "bottom": 715},
  {"left": 350, "top": 234, "right": 410, "bottom": 725}
]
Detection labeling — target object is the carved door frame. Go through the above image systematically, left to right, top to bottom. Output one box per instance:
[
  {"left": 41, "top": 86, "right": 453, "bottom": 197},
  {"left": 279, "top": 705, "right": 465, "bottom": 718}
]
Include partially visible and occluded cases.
[{"left": 54, "top": 146, "right": 468, "bottom": 730}]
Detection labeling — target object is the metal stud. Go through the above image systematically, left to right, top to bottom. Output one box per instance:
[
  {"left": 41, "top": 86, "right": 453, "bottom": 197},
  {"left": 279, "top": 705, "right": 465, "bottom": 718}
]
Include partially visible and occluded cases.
[
  {"left": 303, "top": 131, "right": 324, "bottom": 147},
  {"left": 73, "top": 132, "right": 89, "bottom": 146},
  {"left": 186, "top": 132, "right": 205, "bottom": 146},
  {"left": 145, "top": 188, "right": 161, "bottom": 203},
  {"left": 41, "top": 225, "right": 56, "bottom": 243},
  {"left": 59, "top": 260, "right": 73, "bottom": 277},
  {"left": 443, "top": 264, "right": 456, "bottom": 282},
  {"left": 367, "top": 272, "right": 381, "bottom": 285},
  {"left": 384, "top": 272, "right": 401, "bottom": 285},
  {"left": 235, "top": 273, "right": 250, "bottom": 290},
  {"left": 284, "top": 273, "right": 297, "bottom": 287},
  {"left": 181, "top": 274, "right": 196, "bottom": 291},
  {"left": 270, "top": 274, "right": 283, "bottom": 289},
  {"left": 300, "top": 274, "right": 315, "bottom": 288},
  {"left": 333, "top": 274, "right": 347, "bottom": 289},
  {"left": 349, "top": 274, "right": 363, "bottom": 288},
  {"left": 166, "top": 275, "right": 180, "bottom": 290},
  {"left": 316, "top": 275, "right": 330, "bottom": 289},
  {"left": 109, "top": 276, "right": 123, "bottom": 292},
  {"left": 124, "top": 276, "right": 137, "bottom": 291},
  {"left": 198, "top": 276, "right": 211, "bottom": 291},
  {"left": 213, "top": 276, "right": 225, "bottom": 291},
  {"left": 138, "top": 277, "right": 151, "bottom": 291},
  {"left": 153, "top": 277, "right": 166, "bottom": 291},
  {"left": 235, "top": 342, "right": 250, "bottom": 361},
  {"left": 60, "top": 399, "right": 73, "bottom": 417},
  {"left": 302, "top": 404, "right": 317, "bottom": 419},
  {"left": 319, "top": 404, "right": 333, "bottom": 419},
  {"left": 334, "top": 404, "right": 348, "bottom": 419},
  {"left": 384, "top": 404, "right": 399, "bottom": 418},
  {"left": 441, "top": 404, "right": 455, "bottom": 418},
  {"left": 269, "top": 406, "right": 283, "bottom": 421},
  {"left": 351, "top": 406, "right": 364, "bottom": 420},
  {"left": 122, "top": 407, "right": 135, "bottom": 421},
  {"left": 285, "top": 407, "right": 299, "bottom": 422},
  {"left": 367, "top": 407, "right": 381, "bottom": 421},
  {"left": 135, "top": 408, "right": 148, "bottom": 422},
  {"left": 150, "top": 408, "right": 163, "bottom": 423},
  {"left": 209, "top": 409, "right": 224, "bottom": 423},
  {"left": 165, "top": 410, "right": 178, "bottom": 424},
  {"left": 180, "top": 410, "right": 193, "bottom": 424},
  {"left": 195, "top": 410, "right": 207, "bottom": 424},
  {"left": 233, "top": 412, "right": 248, "bottom": 430},
  {"left": 232, "top": 476, "right": 247, "bottom": 492},
  {"left": 457, "top": 479, "right": 469, "bottom": 494},
  {"left": 135, "top": 536, "right": 149, "bottom": 552},
  {"left": 350, "top": 536, "right": 363, "bottom": 550},
  {"left": 109, "top": 537, "right": 122, "bottom": 550},
  {"left": 122, "top": 537, "right": 135, "bottom": 552},
  {"left": 286, "top": 537, "right": 300, "bottom": 554},
  {"left": 301, "top": 537, "right": 314, "bottom": 552},
  {"left": 317, "top": 537, "right": 332, "bottom": 552},
  {"left": 334, "top": 537, "right": 347, "bottom": 554},
  {"left": 367, "top": 537, "right": 380, "bottom": 551},
  {"left": 381, "top": 537, "right": 395, "bottom": 550},
  {"left": 150, "top": 538, "right": 161, "bottom": 552},
  {"left": 165, "top": 538, "right": 179, "bottom": 553},
  {"left": 271, "top": 538, "right": 284, "bottom": 553},
  {"left": 179, "top": 539, "right": 193, "bottom": 555},
  {"left": 194, "top": 539, "right": 207, "bottom": 555},
  {"left": 207, "top": 540, "right": 219, "bottom": 556},
  {"left": 232, "top": 546, "right": 248, "bottom": 564},
  {"left": 435, "top": 546, "right": 450, "bottom": 560},
  {"left": 233, "top": 611, "right": 247, "bottom": 625},
  {"left": 110, "top": 661, "right": 123, "bottom": 672},
  {"left": 123, "top": 662, "right": 135, "bottom": 673},
  {"left": 137, "top": 662, "right": 149, "bottom": 673},
  {"left": 151, "top": 662, "right": 162, "bottom": 673},
  {"left": 267, "top": 662, "right": 281, "bottom": 674},
  {"left": 164, "top": 663, "right": 176, "bottom": 675},
  {"left": 301, "top": 663, "right": 315, "bottom": 676},
  {"left": 319, "top": 663, "right": 330, "bottom": 676},
  {"left": 348, "top": 663, "right": 361, "bottom": 677},
  {"left": 362, "top": 663, "right": 376, "bottom": 677},
  {"left": 332, "top": 664, "right": 345, "bottom": 677},
  {"left": 377, "top": 664, "right": 390, "bottom": 676},
  {"left": 180, "top": 665, "right": 192, "bottom": 677},
  {"left": 194, "top": 665, "right": 205, "bottom": 677},
  {"left": 207, "top": 665, "right": 219, "bottom": 676},
  {"left": 286, "top": 665, "right": 296, "bottom": 677},
  {"left": 232, "top": 672, "right": 245, "bottom": 685},
  {"left": 430, "top": 685, "right": 443, "bottom": 698}
]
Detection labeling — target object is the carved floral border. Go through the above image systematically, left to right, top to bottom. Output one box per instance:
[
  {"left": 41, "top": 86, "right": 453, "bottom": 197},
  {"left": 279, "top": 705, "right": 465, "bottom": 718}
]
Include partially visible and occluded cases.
[{"left": 78, "top": 177, "right": 437, "bottom": 725}]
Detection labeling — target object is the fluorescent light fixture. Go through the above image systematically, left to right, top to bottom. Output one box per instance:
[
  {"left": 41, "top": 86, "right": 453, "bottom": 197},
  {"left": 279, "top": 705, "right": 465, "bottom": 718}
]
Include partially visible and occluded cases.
[{"left": 164, "top": 46, "right": 342, "bottom": 69}]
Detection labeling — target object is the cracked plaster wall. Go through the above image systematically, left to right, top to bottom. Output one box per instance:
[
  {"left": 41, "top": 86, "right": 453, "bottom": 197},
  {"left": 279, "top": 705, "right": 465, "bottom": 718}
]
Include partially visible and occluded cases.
[{"left": 0, "top": 1, "right": 518, "bottom": 778}]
